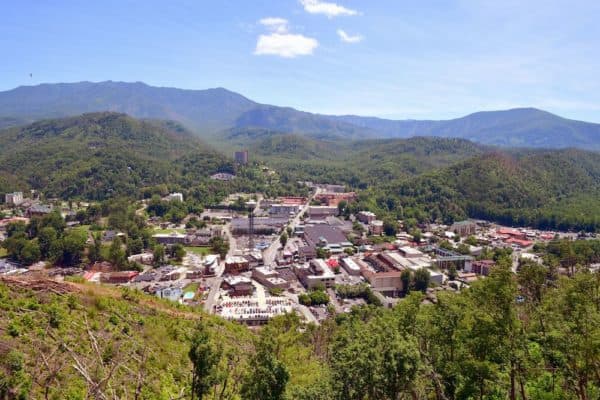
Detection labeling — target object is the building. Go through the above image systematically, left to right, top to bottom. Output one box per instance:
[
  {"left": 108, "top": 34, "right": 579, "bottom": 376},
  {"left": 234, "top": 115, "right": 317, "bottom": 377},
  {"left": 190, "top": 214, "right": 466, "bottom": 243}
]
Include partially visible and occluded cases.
[
  {"left": 234, "top": 150, "right": 249, "bottom": 165},
  {"left": 210, "top": 172, "right": 235, "bottom": 181},
  {"left": 4, "top": 192, "right": 23, "bottom": 206},
  {"left": 167, "top": 192, "right": 183, "bottom": 202},
  {"left": 314, "top": 192, "right": 357, "bottom": 206},
  {"left": 269, "top": 203, "right": 301, "bottom": 216},
  {"left": 27, "top": 204, "right": 53, "bottom": 217},
  {"left": 308, "top": 206, "right": 338, "bottom": 220},
  {"left": 357, "top": 211, "right": 376, "bottom": 224},
  {"left": 230, "top": 217, "right": 288, "bottom": 235},
  {"left": 369, "top": 220, "right": 384, "bottom": 235},
  {"left": 450, "top": 220, "right": 477, "bottom": 237},
  {"left": 303, "top": 225, "right": 348, "bottom": 252},
  {"left": 152, "top": 232, "right": 187, "bottom": 245},
  {"left": 298, "top": 245, "right": 317, "bottom": 262},
  {"left": 127, "top": 253, "right": 154, "bottom": 265},
  {"left": 224, "top": 256, "right": 250, "bottom": 274},
  {"left": 340, "top": 257, "right": 363, "bottom": 276},
  {"left": 294, "top": 259, "right": 336, "bottom": 289},
  {"left": 470, "top": 260, "right": 495, "bottom": 276},
  {"left": 252, "top": 267, "right": 290, "bottom": 289},
  {"left": 362, "top": 270, "right": 404, "bottom": 297},
  {"left": 100, "top": 271, "right": 139, "bottom": 284},
  {"left": 221, "top": 276, "right": 254, "bottom": 296}
]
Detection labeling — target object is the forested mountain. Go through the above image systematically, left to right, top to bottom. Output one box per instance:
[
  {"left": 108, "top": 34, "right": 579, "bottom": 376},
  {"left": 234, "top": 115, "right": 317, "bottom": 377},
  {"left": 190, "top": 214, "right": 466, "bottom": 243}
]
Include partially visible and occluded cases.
[
  {"left": 0, "top": 81, "right": 257, "bottom": 133},
  {"left": 2, "top": 81, "right": 600, "bottom": 149},
  {"left": 331, "top": 108, "right": 600, "bottom": 149},
  {"left": 0, "top": 112, "right": 231, "bottom": 199},
  {"left": 386, "top": 149, "right": 600, "bottom": 230}
]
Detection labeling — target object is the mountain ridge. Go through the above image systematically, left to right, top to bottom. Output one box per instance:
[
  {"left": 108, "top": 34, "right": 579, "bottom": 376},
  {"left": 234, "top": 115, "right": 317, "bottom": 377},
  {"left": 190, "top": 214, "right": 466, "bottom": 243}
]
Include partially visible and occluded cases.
[{"left": 1, "top": 81, "right": 600, "bottom": 149}]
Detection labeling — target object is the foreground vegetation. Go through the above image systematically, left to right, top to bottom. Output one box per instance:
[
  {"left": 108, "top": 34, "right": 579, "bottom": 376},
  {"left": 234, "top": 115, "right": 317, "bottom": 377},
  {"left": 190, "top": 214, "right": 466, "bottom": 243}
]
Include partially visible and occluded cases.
[{"left": 2, "top": 249, "right": 599, "bottom": 399}]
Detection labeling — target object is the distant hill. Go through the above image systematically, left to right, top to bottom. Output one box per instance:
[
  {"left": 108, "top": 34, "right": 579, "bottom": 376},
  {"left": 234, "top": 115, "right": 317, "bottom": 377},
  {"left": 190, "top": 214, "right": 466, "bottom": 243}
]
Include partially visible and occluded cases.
[
  {"left": 1, "top": 81, "right": 600, "bottom": 149},
  {"left": 331, "top": 108, "right": 600, "bottom": 149},
  {"left": 0, "top": 112, "right": 230, "bottom": 199},
  {"left": 392, "top": 149, "right": 600, "bottom": 230}
]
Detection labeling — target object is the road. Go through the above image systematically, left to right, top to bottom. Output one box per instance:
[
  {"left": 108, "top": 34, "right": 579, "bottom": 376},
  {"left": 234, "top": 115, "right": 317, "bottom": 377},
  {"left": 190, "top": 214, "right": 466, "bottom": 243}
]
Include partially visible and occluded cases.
[
  {"left": 263, "top": 188, "right": 321, "bottom": 265},
  {"left": 203, "top": 276, "right": 223, "bottom": 313}
]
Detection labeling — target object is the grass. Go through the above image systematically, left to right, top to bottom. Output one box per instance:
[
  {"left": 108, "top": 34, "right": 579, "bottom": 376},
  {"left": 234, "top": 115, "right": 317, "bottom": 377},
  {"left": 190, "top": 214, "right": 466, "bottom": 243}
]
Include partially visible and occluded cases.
[
  {"left": 70, "top": 224, "right": 91, "bottom": 235},
  {"left": 184, "top": 247, "right": 212, "bottom": 256},
  {"left": 0, "top": 248, "right": 7, "bottom": 258},
  {"left": 184, "top": 282, "right": 199, "bottom": 293}
]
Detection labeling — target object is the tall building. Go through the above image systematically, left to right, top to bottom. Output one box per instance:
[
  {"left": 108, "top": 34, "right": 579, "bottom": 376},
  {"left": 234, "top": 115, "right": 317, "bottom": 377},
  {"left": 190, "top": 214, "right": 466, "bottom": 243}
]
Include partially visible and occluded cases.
[
  {"left": 234, "top": 150, "right": 249, "bottom": 165},
  {"left": 4, "top": 192, "right": 23, "bottom": 206}
]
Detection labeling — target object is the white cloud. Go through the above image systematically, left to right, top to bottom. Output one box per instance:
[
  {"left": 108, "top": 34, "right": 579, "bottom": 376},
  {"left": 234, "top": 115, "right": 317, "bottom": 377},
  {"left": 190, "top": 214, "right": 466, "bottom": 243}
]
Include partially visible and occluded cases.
[
  {"left": 300, "top": 0, "right": 359, "bottom": 18},
  {"left": 259, "top": 17, "right": 289, "bottom": 34},
  {"left": 337, "top": 29, "right": 363, "bottom": 43},
  {"left": 255, "top": 33, "right": 319, "bottom": 58}
]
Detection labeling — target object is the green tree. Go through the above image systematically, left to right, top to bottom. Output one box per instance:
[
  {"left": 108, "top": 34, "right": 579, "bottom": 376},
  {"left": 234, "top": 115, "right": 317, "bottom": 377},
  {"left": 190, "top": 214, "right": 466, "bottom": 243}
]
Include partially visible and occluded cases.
[
  {"left": 38, "top": 226, "right": 58, "bottom": 259},
  {"left": 61, "top": 230, "right": 86, "bottom": 266},
  {"left": 279, "top": 232, "right": 288, "bottom": 248},
  {"left": 109, "top": 237, "right": 127, "bottom": 268},
  {"left": 20, "top": 240, "right": 41, "bottom": 265},
  {"left": 171, "top": 243, "right": 185, "bottom": 262},
  {"left": 153, "top": 244, "right": 165, "bottom": 266},
  {"left": 414, "top": 268, "right": 430, "bottom": 292},
  {"left": 189, "top": 323, "right": 221, "bottom": 400},
  {"left": 241, "top": 335, "right": 289, "bottom": 400}
]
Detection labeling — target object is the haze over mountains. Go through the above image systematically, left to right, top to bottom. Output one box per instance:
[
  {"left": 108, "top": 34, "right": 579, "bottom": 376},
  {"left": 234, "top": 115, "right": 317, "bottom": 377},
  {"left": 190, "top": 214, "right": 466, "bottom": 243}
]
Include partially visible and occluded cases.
[{"left": 1, "top": 81, "right": 600, "bottom": 149}]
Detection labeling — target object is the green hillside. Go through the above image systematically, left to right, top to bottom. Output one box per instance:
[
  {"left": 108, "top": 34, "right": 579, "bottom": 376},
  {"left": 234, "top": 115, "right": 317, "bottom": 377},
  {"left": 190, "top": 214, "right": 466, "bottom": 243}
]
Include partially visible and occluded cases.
[
  {"left": 0, "top": 113, "right": 231, "bottom": 200},
  {"left": 388, "top": 149, "right": 600, "bottom": 230}
]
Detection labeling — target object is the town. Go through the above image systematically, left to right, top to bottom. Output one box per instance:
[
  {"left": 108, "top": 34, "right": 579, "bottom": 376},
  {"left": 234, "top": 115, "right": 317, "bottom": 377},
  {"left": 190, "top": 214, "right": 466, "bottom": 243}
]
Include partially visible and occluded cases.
[{"left": 1, "top": 163, "right": 594, "bottom": 327}]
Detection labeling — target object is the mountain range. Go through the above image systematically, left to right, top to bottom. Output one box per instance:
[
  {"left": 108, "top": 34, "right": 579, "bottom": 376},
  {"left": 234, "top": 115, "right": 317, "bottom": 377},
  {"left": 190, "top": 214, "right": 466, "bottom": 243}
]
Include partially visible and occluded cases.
[{"left": 1, "top": 81, "right": 600, "bottom": 149}]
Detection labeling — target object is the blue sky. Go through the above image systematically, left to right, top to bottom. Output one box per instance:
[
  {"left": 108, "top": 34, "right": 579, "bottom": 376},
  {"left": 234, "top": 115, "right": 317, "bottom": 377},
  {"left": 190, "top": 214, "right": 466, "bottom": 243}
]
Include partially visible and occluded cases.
[{"left": 1, "top": 0, "right": 600, "bottom": 121}]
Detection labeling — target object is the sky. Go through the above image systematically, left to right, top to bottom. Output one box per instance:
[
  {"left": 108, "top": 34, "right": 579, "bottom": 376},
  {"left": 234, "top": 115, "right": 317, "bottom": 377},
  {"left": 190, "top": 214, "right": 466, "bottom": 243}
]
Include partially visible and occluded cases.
[{"left": 1, "top": 0, "right": 600, "bottom": 122}]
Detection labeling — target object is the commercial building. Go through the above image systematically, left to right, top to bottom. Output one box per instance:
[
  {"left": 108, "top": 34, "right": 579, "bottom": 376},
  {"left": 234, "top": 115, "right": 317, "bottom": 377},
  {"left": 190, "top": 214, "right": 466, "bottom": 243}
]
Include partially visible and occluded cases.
[
  {"left": 4, "top": 192, "right": 23, "bottom": 206},
  {"left": 167, "top": 192, "right": 183, "bottom": 202},
  {"left": 308, "top": 206, "right": 338, "bottom": 220},
  {"left": 357, "top": 211, "right": 376, "bottom": 224},
  {"left": 230, "top": 217, "right": 288, "bottom": 235},
  {"left": 369, "top": 220, "right": 384, "bottom": 235},
  {"left": 450, "top": 220, "right": 477, "bottom": 237},
  {"left": 303, "top": 224, "right": 348, "bottom": 252},
  {"left": 152, "top": 232, "right": 187, "bottom": 245},
  {"left": 224, "top": 256, "right": 250, "bottom": 274},
  {"left": 340, "top": 257, "right": 363, "bottom": 276},
  {"left": 294, "top": 259, "right": 336, "bottom": 289},
  {"left": 252, "top": 267, "right": 290, "bottom": 290},
  {"left": 362, "top": 270, "right": 404, "bottom": 297},
  {"left": 100, "top": 271, "right": 139, "bottom": 284},
  {"left": 221, "top": 276, "right": 254, "bottom": 296}
]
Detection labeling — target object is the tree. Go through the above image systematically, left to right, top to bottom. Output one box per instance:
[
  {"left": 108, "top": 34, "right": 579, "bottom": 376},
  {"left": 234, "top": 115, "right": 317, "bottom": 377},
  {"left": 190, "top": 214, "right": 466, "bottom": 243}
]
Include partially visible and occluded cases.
[
  {"left": 382, "top": 218, "right": 398, "bottom": 237},
  {"left": 38, "top": 226, "right": 58, "bottom": 259},
  {"left": 60, "top": 231, "right": 86, "bottom": 266},
  {"left": 279, "top": 232, "right": 288, "bottom": 248},
  {"left": 87, "top": 233, "right": 102, "bottom": 264},
  {"left": 109, "top": 237, "right": 127, "bottom": 269},
  {"left": 127, "top": 237, "right": 143, "bottom": 256},
  {"left": 209, "top": 237, "right": 229, "bottom": 259},
  {"left": 20, "top": 240, "right": 41, "bottom": 265},
  {"left": 171, "top": 243, "right": 185, "bottom": 262},
  {"left": 153, "top": 244, "right": 165, "bottom": 266},
  {"left": 448, "top": 264, "right": 458, "bottom": 281},
  {"left": 414, "top": 268, "right": 430, "bottom": 292},
  {"left": 400, "top": 270, "right": 412, "bottom": 296},
  {"left": 189, "top": 323, "right": 221, "bottom": 400},
  {"left": 241, "top": 335, "right": 289, "bottom": 400}
]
